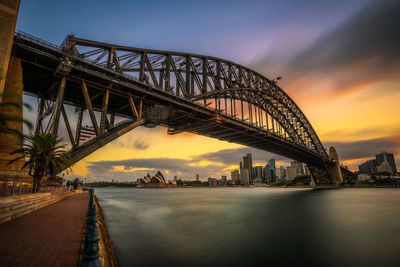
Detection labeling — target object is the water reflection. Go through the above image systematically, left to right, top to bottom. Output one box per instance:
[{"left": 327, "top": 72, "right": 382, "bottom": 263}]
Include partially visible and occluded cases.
[{"left": 95, "top": 188, "right": 400, "bottom": 267}]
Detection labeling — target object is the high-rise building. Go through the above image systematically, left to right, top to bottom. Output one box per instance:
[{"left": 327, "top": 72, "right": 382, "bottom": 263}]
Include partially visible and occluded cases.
[
  {"left": 375, "top": 151, "right": 397, "bottom": 174},
  {"left": 247, "top": 153, "right": 253, "bottom": 182},
  {"left": 240, "top": 154, "right": 252, "bottom": 183},
  {"left": 269, "top": 158, "right": 276, "bottom": 182},
  {"left": 359, "top": 159, "right": 377, "bottom": 174},
  {"left": 291, "top": 161, "right": 304, "bottom": 177},
  {"left": 376, "top": 161, "right": 393, "bottom": 174},
  {"left": 263, "top": 164, "right": 271, "bottom": 183},
  {"left": 253, "top": 166, "right": 263, "bottom": 180},
  {"left": 276, "top": 166, "right": 286, "bottom": 181},
  {"left": 286, "top": 166, "right": 297, "bottom": 180},
  {"left": 240, "top": 169, "right": 250, "bottom": 185},
  {"left": 231, "top": 170, "right": 240, "bottom": 184},
  {"left": 196, "top": 174, "right": 200, "bottom": 182},
  {"left": 173, "top": 175, "right": 178, "bottom": 181},
  {"left": 221, "top": 175, "right": 227, "bottom": 181}
]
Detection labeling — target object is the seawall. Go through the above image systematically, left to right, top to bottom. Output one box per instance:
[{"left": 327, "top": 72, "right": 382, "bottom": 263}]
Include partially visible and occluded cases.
[{"left": 94, "top": 194, "right": 118, "bottom": 267}]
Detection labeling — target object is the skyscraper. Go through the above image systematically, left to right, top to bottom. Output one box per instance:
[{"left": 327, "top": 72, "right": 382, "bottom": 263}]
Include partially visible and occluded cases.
[
  {"left": 375, "top": 151, "right": 397, "bottom": 174},
  {"left": 247, "top": 153, "right": 253, "bottom": 182},
  {"left": 240, "top": 154, "right": 252, "bottom": 184},
  {"left": 268, "top": 158, "right": 276, "bottom": 182},
  {"left": 359, "top": 159, "right": 377, "bottom": 174},
  {"left": 291, "top": 161, "right": 304, "bottom": 177},
  {"left": 263, "top": 164, "right": 271, "bottom": 183},
  {"left": 253, "top": 166, "right": 263, "bottom": 182},
  {"left": 276, "top": 166, "right": 286, "bottom": 181},
  {"left": 286, "top": 166, "right": 297, "bottom": 180},
  {"left": 240, "top": 168, "right": 250, "bottom": 185},
  {"left": 231, "top": 170, "right": 240, "bottom": 184},
  {"left": 196, "top": 174, "right": 200, "bottom": 182}
]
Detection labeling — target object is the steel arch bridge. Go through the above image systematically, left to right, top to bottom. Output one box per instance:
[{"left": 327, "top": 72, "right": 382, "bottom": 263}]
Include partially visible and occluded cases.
[{"left": 12, "top": 31, "right": 353, "bottom": 184}]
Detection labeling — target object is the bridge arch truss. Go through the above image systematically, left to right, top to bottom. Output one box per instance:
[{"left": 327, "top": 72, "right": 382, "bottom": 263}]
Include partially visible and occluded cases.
[
  {"left": 12, "top": 31, "right": 357, "bottom": 184},
  {"left": 64, "top": 36, "right": 327, "bottom": 158}
]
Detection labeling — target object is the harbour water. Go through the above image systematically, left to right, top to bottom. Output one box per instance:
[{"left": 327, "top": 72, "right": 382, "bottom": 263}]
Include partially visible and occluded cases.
[{"left": 95, "top": 188, "right": 400, "bottom": 267}]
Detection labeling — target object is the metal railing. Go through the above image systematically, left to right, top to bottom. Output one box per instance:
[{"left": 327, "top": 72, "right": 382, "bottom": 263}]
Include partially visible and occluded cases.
[
  {"left": 15, "top": 30, "right": 60, "bottom": 50},
  {"left": 0, "top": 178, "right": 62, "bottom": 197},
  {"left": 0, "top": 180, "right": 33, "bottom": 197},
  {"left": 82, "top": 189, "right": 102, "bottom": 266}
]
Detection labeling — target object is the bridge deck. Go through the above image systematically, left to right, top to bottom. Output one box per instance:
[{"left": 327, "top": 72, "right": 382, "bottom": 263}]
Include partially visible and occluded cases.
[{"left": 13, "top": 35, "right": 325, "bottom": 166}]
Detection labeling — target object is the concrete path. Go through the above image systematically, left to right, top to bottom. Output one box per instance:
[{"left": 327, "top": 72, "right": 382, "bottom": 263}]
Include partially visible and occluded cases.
[{"left": 0, "top": 193, "right": 89, "bottom": 267}]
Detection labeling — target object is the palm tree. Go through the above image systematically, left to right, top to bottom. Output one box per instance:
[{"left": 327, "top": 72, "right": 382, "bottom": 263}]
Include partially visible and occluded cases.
[
  {"left": 0, "top": 93, "right": 33, "bottom": 140},
  {"left": 9, "top": 133, "right": 71, "bottom": 192},
  {"left": 67, "top": 178, "right": 83, "bottom": 190}
]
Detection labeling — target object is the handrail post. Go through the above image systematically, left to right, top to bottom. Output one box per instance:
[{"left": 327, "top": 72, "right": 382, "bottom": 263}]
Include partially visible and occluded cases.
[{"left": 82, "top": 188, "right": 102, "bottom": 267}]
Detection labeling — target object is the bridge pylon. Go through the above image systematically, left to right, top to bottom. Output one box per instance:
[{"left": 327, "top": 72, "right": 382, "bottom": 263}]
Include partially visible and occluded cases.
[{"left": 328, "top": 146, "right": 343, "bottom": 184}]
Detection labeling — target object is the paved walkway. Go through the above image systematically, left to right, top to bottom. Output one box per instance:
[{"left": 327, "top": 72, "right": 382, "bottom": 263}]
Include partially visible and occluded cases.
[{"left": 0, "top": 193, "right": 89, "bottom": 267}]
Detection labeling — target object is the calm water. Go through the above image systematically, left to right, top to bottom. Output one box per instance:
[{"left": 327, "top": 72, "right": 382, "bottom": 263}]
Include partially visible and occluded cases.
[{"left": 95, "top": 188, "right": 400, "bottom": 267}]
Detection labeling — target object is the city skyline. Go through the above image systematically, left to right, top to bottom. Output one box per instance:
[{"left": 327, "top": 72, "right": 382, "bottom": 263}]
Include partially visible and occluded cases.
[{"left": 16, "top": 0, "right": 400, "bottom": 181}]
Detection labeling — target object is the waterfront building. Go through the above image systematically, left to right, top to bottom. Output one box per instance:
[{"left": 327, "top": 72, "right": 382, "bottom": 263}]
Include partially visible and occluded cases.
[
  {"left": 358, "top": 151, "right": 397, "bottom": 174},
  {"left": 375, "top": 151, "right": 397, "bottom": 174},
  {"left": 247, "top": 153, "right": 253, "bottom": 182},
  {"left": 240, "top": 154, "right": 252, "bottom": 184},
  {"left": 269, "top": 158, "right": 276, "bottom": 182},
  {"left": 359, "top": 159, "right": 377, "bottom": 174},
  {"left": 291, "top": 161, "right": 304, "bottom": 177},
  {"left": 376, "top": 161, "right": 393, "bottom": 174},
  {"left": 263, "top": 164, "right": 271, "bottom": 183},
  {"left": 253, "top": 166, "right": 263, "bottom": 180},
  {"left": 276, "top": 166, "right": 286, "bottom": 181},
  {"left": 286, "top": 166, "right": 297, "bottom": 180},
  {"left": 240, "top": 168, "right": 250, "bottom": 185},
  {"left": 231, "top": 170, "right": 240, "bottom": 184},
  {"left": 137, "top": 171, "right": 176, "bottom": 188},
  {"left": 196, "top": 174, "right": 200, "bottom": 182},
  {"left": 358, "top": 174, "right": 371, "bottom": 181},
  {"left": 174, "top": 175, "right": 178, "bottom": 181},
  {"left": 221, "top": 175, "right": 227, "bottom": 185},
  {"left": 208, "top": 177, "right": 218, "bottom": 186}
]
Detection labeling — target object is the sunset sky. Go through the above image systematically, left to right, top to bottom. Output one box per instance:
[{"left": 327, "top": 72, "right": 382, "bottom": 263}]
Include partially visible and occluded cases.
[{"left": 17, "top": 0, "right": 400, "bottom": 181}]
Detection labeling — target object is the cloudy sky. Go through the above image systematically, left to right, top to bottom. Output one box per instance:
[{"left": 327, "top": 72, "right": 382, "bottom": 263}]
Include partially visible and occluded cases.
[{"left": 17, "top": 0, "right": 400, "bottom": 181}]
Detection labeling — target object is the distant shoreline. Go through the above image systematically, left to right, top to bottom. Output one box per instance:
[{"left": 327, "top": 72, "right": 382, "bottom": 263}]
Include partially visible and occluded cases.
[{"left": 89, "top": 184, "right": 399, "bottom": 189}]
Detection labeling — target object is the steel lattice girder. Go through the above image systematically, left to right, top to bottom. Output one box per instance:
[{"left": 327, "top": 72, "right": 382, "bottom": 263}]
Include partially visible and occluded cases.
[
  {"left": 12, "top": 31, "right": 342, "bottom": 183},
  {"left": 62, "top": 35, "right": 327, "bottom": 159}
]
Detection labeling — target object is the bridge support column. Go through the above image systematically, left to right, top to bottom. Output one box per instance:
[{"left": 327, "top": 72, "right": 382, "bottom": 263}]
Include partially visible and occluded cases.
[
  {"left": 0, "top": 0, "right": 21, "bottom": 101},
  {"left": 0, "top": 56, "right": 30, "bottom": 181},
  {"left": 328, "top": 146, "right": 343, "bottom": 184}
]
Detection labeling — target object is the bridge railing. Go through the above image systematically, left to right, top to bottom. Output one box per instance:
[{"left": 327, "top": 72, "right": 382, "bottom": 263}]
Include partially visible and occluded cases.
[{"left": 15, "top": 30, "right": 60, "bottom": 51}]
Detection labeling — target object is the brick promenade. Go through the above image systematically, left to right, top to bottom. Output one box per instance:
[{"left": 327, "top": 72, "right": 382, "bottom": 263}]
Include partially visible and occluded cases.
[{"left": 0, "top": 193, "right": 89, "bottom": 267}]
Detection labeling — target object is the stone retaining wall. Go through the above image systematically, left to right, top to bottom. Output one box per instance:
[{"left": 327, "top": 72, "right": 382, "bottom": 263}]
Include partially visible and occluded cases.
[{"left": 94, "top": 194, "right": 118, "bottom": 267}]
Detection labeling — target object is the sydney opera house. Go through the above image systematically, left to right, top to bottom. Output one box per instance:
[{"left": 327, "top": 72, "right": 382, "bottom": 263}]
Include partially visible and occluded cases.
[{"left": 136, "top": 171, "right": 176, "bottom": 188}]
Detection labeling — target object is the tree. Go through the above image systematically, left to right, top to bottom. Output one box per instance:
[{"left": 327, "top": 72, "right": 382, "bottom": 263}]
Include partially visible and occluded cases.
[
  {"left": 9, "top": 133, "right": 71, "bottom": 192},
  {"left": 67, "top": 178, "right": 83, "bottom": 190}
]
